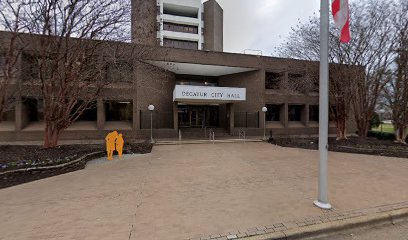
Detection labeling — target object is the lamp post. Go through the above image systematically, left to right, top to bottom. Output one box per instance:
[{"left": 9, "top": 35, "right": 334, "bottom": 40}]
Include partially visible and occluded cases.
[
  {"left": 148, "top": 104, "right": 155, "bottom": 144},
  {"left": 262, "top": 107, "right": 268, "bottom": 140}
]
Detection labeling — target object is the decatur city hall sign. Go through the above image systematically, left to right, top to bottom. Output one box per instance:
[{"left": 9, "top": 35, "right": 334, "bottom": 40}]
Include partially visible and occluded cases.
[{"left": 173, "top": 85, "right": 246, "bottom": 103}]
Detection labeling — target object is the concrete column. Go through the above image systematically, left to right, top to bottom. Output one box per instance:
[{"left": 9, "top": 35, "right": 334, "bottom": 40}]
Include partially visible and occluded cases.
[
  {"left": 14, "top": 54, "right": 23, "bottom": 131},
  {"left": 133, "top": 64, "right": 140, "bottom": 130},
  {"left": 14, "top": 98, "right": 23, "bottom": 131},
  {"left": 97, "top": 98, "right": 105, "bottom": 130},
  {"left": 133, "top": 100, "right": 140, "bottom": 130},
  {"left": 173, "top": 102, "right": 178, "bottom": 131},
  {"left": 227, "top": 103, "right": 235, "bottom": 133},
  {"left": 281, "top": 103, "right": 289, "bottom": 128},
  {"left": 303, "top": 104, "right": 310, "bottom": 127},
  {"left": 259, "top": 109, "right": 265, "bottom": 129}
]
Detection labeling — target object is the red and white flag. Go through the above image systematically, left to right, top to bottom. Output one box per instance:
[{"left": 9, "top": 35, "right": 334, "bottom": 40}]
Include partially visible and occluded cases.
[{"left": 331, "top": 0, "right": 351, "bottom": 43}]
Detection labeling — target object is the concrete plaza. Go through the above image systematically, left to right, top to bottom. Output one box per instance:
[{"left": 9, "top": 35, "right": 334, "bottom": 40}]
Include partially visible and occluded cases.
[{"left": 0, "top": 142, "right": 408, "bottom": 240}]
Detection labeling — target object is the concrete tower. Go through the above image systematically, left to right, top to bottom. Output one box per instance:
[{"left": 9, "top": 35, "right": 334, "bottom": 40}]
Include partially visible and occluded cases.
[
  {"left": 131, "top": 0, "right": 223, "bottom": 52},
  {"left": 131, "top": 0, "right": 158, "bottom": 46},
  {"left": 157, "top": 0, "right": 204, "bottom": 50},
  {"left": 203, "top": 0, "right": 223, "bottom": 52}
]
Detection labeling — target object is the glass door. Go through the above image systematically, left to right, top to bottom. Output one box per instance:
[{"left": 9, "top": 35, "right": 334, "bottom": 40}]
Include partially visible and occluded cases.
[{"left": 178, "top": 105, "right": 219, "bottom": 128}]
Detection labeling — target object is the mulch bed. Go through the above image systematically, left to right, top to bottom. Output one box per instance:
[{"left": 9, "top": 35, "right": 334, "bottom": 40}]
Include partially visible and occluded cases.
[
  {"left": 270, "top": 136, "right": 408, "bottom": 159},
  {"left": 0, "top": 141, "right": 153, "bottom": 189}
]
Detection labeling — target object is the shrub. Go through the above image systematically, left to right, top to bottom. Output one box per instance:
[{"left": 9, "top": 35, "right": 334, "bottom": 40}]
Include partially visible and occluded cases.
[
  {"left": 370, "top": 112, "right": 381, "bottom": 129},
  {"left": 367, "top": 130, "right": 396, "bottom": 141}
]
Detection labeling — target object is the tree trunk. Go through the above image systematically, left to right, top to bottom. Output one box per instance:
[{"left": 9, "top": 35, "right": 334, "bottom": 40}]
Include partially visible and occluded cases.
[
  {"left": 336, "top": 119, "right": 348, "bottom": 140},
  {"left": 356, "top": 119, "right": 369, "bottom": 138},
  {"left": 44, "top": 122, "right": 60, "bottom": 148},
  {"left": 395, "top": 126, "right": 407, "bottom": 144}
]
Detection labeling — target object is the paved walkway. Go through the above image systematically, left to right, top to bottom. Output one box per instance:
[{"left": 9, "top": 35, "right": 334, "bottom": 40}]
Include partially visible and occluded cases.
[{"left": 1, "top": 143, "right": 408, "bottom": 240}]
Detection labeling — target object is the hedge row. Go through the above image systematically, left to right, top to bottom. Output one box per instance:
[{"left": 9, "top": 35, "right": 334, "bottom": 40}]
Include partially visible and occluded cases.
[{"left": 367, "top": 131, "right": 396, "bottom": 141}]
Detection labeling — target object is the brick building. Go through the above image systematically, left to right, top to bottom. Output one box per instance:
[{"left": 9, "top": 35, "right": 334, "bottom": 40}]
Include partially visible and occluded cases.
[{"left": 0, "top": 0, "right": 360, "bottom": 141}]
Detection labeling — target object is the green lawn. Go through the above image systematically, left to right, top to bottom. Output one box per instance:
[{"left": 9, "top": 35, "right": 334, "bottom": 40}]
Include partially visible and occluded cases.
[{"left": 372, "top": 123, "right": 394, "bottom": 133}]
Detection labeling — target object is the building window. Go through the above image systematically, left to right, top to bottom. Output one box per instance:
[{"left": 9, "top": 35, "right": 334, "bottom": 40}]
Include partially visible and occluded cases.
[
  {"left": 163, "top": 4, "right": 198, "bottom": 18},
  {"left": 163, "top": 22, "right": 198, "bottom": 34},
  {"left": 163, "top": 38, "right": 198, "bottom": 50},
  {"left": 22, "top": 54, "right": 40, "bottom": 81},
  {"left": 265, "top": 72, "right": 282, "bottom": 89},
  {"left": 288, "top": 73, "right": 308, "bottom": 93},
  {"left": 176, "top": 74, "right": 219, "bottom": 86},
  {"left": 176, "top": 81, "right": 218, "bottom": 86},
  {"left": 23, "top": 98, "right": 43, "bottom": 122},
  {"left": 71, "top": 101, "right": 97, "bottom": 121},
  {"left": 105, "top": 101, "right": 133, "bottom": 121},
  {"left": 265, "top": 104, "right": 281, "bottom": 121},
  {"left": 288, "top": 105, "right": 302, "bottom": 121},
  {"left": 309, "top": 105, "right": 319, "bottom": 122},
  {"left": 1, "top": 108, "right": 14, "bottom": 122}
]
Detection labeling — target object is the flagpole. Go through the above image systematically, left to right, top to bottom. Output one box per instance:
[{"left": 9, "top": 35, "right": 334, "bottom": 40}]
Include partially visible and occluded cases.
[{"left": 314, "top": 0, "right": 332, "bottom": 210}]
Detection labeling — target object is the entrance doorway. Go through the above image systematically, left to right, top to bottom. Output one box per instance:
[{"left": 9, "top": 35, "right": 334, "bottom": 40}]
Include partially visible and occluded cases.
[{"left": 178, "top": 105, "right": 219, "bottom": 128}]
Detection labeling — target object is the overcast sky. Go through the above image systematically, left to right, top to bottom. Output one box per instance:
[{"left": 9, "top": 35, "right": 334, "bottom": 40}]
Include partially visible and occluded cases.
[{"left": 203, "top": 0, "right": 321, "bottom": 56}]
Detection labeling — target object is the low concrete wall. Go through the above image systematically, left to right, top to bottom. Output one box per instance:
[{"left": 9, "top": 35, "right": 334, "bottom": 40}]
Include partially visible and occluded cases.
[{"left": 0, "top": 129, "right": 178, "bottom": 142}]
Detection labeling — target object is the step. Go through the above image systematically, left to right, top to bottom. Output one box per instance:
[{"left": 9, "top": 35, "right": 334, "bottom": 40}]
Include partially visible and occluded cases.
[
  {"left": 179, "top": 129, "right": 230, "bottom": 138},
  {"left": 155, "top": 138, "right": 264, "bottom": 145}
]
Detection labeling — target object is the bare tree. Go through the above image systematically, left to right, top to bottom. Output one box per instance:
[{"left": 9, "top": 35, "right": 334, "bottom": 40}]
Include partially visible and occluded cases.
[
  {"left": 2, "top": 0, "right": 133, "bottom": 147},
  {"left": 277, "top": 0, "right": 395, "bottom": 138},
  {"left": 384, "top": 0, "right": 408, "bottom": 143},
  {"left": 276, "top": 17, "right": 355, "bottom": 139},
  {"left": 328, "top": 64, "right": 358, "bottom": 140}
]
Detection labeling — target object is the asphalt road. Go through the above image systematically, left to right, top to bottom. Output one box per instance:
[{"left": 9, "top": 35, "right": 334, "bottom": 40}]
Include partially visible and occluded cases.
[{"left": 318, "top": 221, "right": 408, "bottom": 240}]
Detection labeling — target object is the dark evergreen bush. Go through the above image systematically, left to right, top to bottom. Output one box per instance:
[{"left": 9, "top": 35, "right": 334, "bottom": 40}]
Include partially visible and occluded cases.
[{"left": 367, "top": 131, "right": 396, "bottom": 141}]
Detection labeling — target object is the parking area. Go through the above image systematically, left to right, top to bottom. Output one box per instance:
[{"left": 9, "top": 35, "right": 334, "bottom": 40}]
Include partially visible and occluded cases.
[{"left": 1, "top": 142, "right": 408, "bottom": 240}]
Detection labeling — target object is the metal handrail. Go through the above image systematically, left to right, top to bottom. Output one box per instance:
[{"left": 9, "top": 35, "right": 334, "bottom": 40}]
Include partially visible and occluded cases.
[
  {"left": 209, "top": 128, "right": 215, "bottom": 143},
  {"left": 238, "top": 128, "right": 246, "bottom": 143}
]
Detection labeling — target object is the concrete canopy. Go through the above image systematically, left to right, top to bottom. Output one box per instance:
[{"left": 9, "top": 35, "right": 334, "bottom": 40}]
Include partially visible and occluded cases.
[{"left": 144, "top": 60, "right": 256, "bottom": 77}]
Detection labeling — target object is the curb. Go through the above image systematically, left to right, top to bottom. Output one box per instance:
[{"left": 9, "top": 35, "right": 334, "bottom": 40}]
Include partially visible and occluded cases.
[
  {"left": 0, "top": 151, "right": 105, "bottom": 176},
  {"left": 240, "top": 208, "right": 408, "bottom": 240}
]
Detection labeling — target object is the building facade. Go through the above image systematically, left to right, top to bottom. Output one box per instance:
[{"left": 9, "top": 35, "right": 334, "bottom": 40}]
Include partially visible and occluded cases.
[
  {"left": 0, "top": 0, "right": 359, "bottom": 141},
  {"left": 132, "top": 0, "right": 223, "bottom": 51},
  {"left": 157, "top": 0, "right": 205, "bottom": 50}
]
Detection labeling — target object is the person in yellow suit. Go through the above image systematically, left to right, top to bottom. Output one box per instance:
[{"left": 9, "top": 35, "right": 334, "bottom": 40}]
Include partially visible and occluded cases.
[
  {"left": 105, "top": 131, "right": 118, "bottom": 160},
  {"left": 116, "top": 133, "right": 124, "bottom": 158}
]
